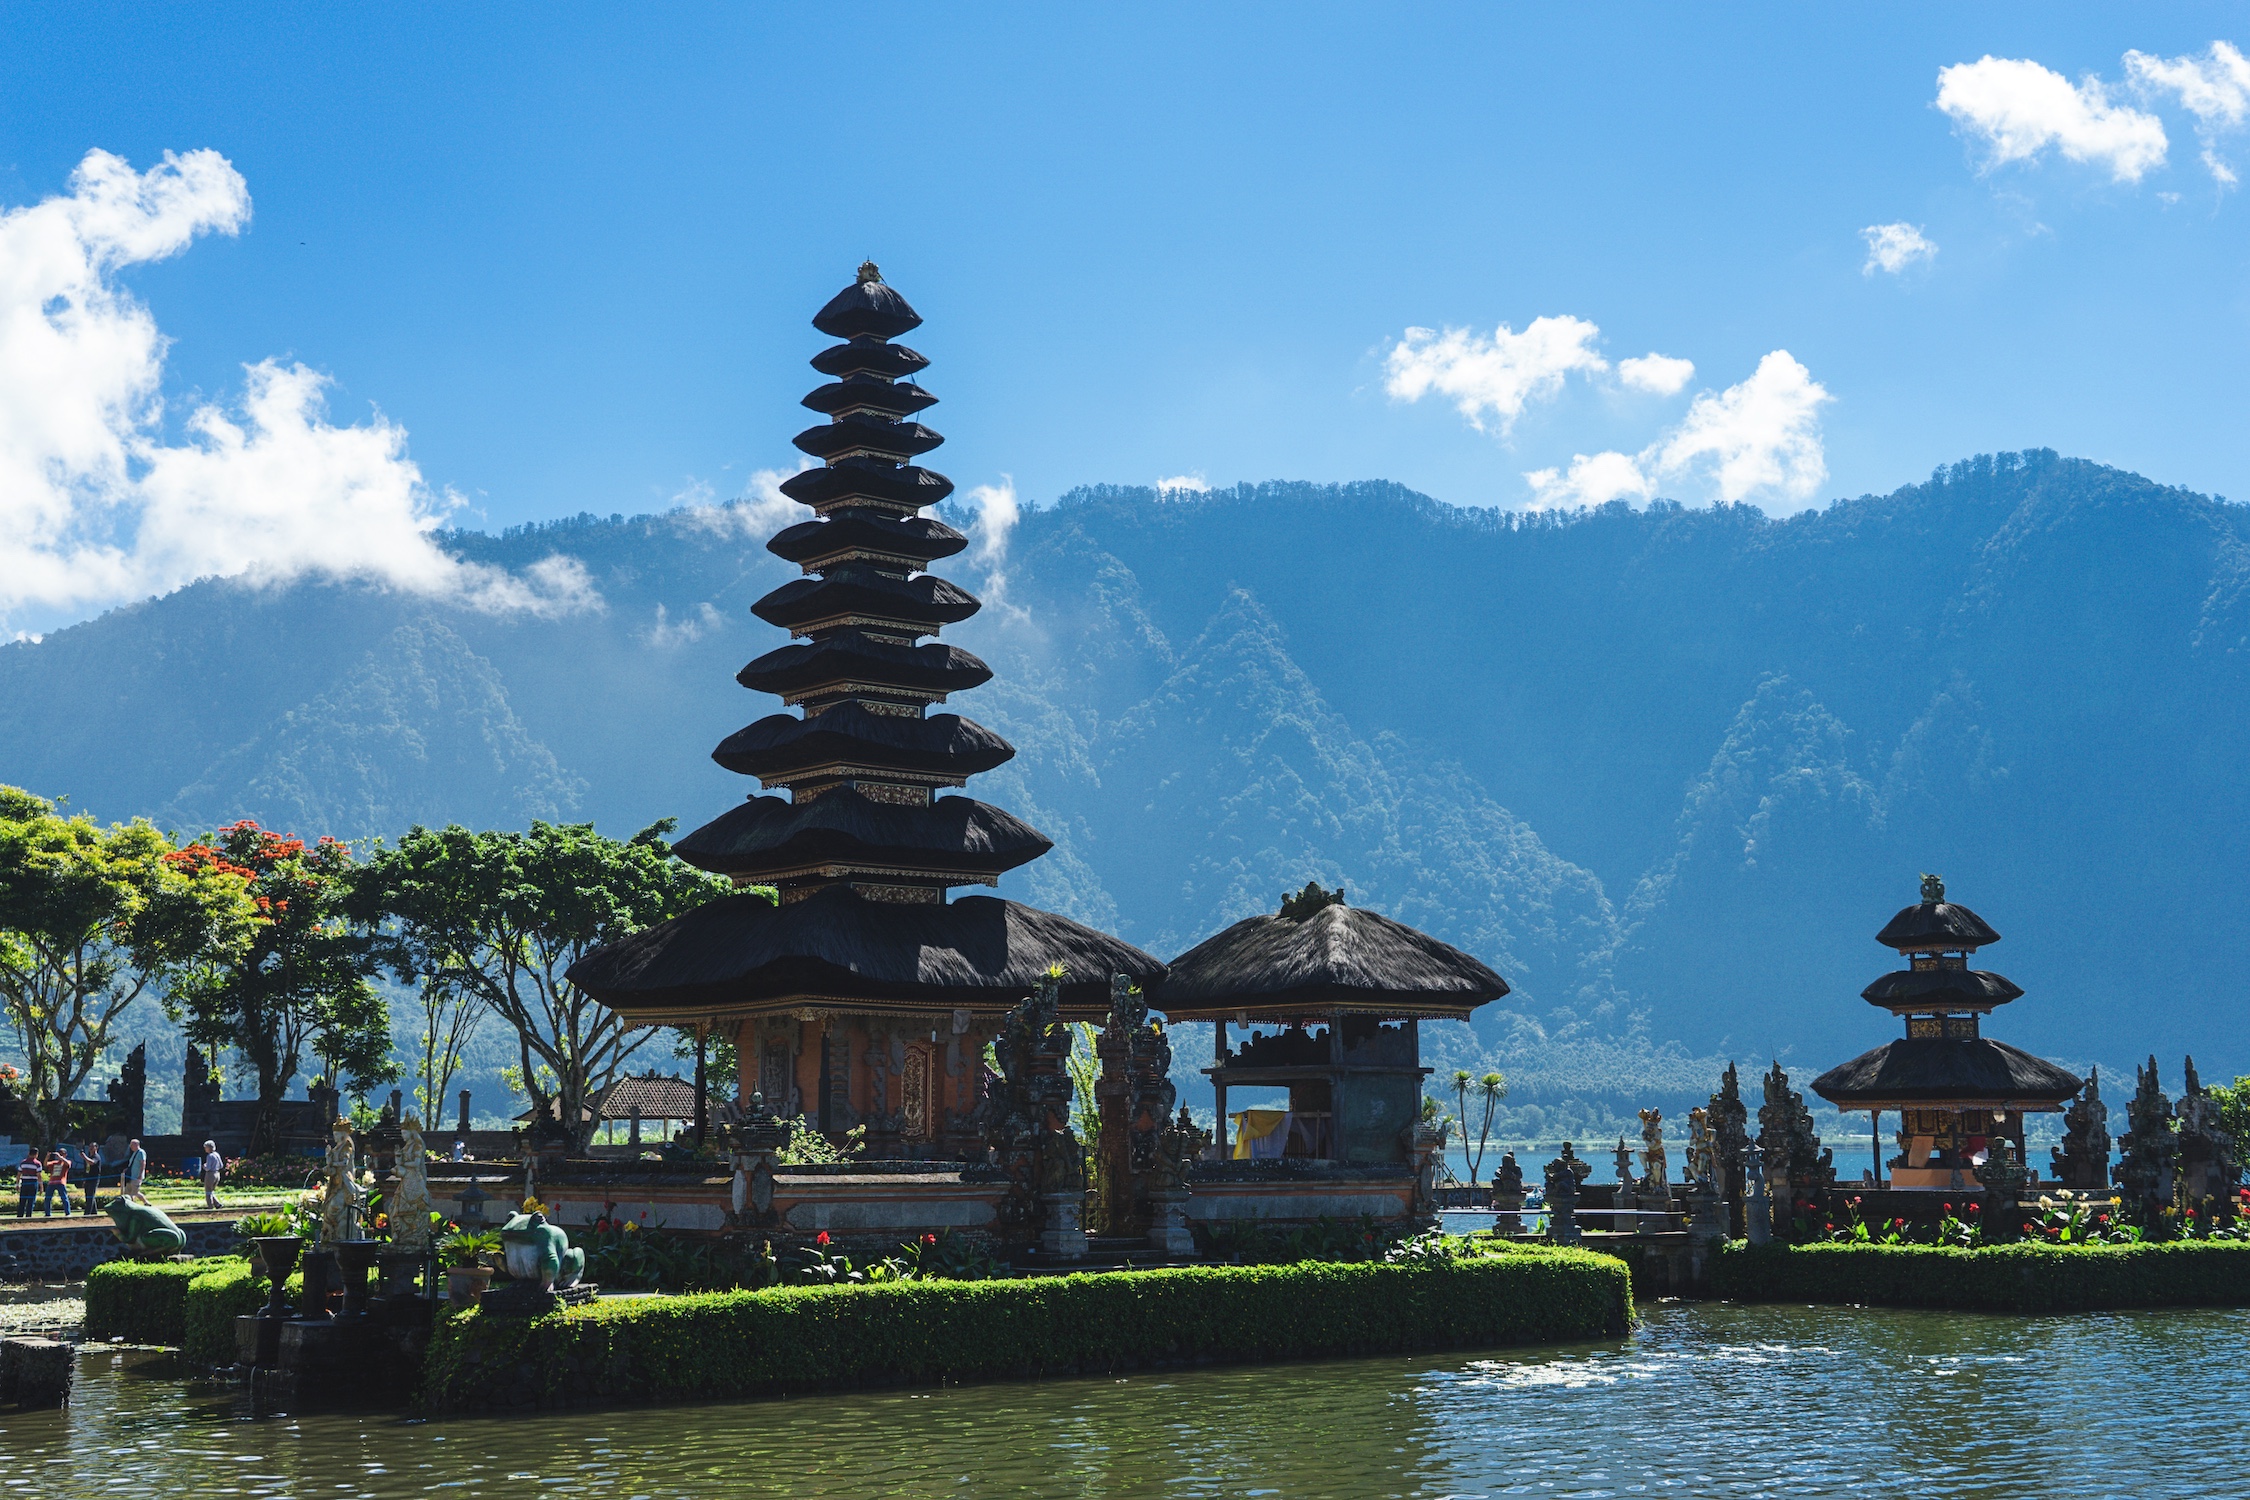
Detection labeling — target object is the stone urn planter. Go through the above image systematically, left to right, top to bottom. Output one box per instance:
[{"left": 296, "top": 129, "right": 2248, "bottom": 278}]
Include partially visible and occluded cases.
[{"left": 445, "top": 1264, "right": 493, "bottom": 1310}]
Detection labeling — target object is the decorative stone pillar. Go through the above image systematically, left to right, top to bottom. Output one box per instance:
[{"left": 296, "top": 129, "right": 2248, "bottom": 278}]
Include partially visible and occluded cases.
[
  {"left": 728, "top": 1091, "right": 788, "bottom": 1231},
  {"left": 1543, "top": 1144, "right": 1586, "bottom": 1244},
  {"left": 1490, "top": 1151, "right": 1526, "bottom": 1234}
]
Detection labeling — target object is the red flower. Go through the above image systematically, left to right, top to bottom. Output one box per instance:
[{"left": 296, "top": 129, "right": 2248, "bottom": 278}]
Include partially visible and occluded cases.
[
  {"left": 1942, "top": 1203, "right": 1952, "bottom": 1212},
  {"left": 1967, "top": 1203, "right": 1979, "bottom": 1214},
  {"left": 816, "top": 1230, "right": 830, "bottom": 1247},
  {"left": 922, "top": 1233, "right": 937, "bottom": 1246}
]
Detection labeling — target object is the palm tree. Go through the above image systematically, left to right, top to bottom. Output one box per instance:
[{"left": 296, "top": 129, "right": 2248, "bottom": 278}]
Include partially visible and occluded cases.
[
  {"left": 1452, "top": 1070, "right": 1473, "bottom": 1182},
  {"left": 1470, "top": 1072, "right": 1508, "bottom": 1188}
]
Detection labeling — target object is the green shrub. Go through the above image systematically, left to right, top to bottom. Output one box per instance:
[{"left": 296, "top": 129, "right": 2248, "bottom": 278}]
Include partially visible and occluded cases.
[
  {"left": 1712, "top": 1240, "right": 2250, "bottom": 1312},
  {"left": 422, "top": 1246, "right": 1631, "bottom": 1413},
  {"left": 84, "top": 1259, "right": 209, "bottom": 1345},
  {"left": 181, "top": 1259, "right": 300, "bottom": 1365}
]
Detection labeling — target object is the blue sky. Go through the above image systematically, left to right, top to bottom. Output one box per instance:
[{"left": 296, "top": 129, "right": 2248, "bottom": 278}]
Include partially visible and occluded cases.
[{"left": 3, "top": 6, "right": 2247, "bottom": 633}]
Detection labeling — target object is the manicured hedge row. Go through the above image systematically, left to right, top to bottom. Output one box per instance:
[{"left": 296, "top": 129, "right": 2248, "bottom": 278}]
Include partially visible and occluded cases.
[
  {"left": 1712, "top": 1241, "right": 2250, "bottom": 1313},
  {"left": 423, "top": 1246, "right": 1632, "bottom": 1413},
  {"left": 84, "top": 1259, "right": 211, "bottom": 1346},
  {"left": 182, "top": 1259, "right": 290, "bottom": 1364}
]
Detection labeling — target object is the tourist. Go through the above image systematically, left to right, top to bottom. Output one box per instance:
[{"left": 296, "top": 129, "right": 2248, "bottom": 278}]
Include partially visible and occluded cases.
[
  {"left": 121, "top": 1137, "right": 147, "bottom": 1203},
  {"left": 451, "top": 1138, "right": 468, "bottom": 1162},
  {"left": 200, "top": 1139, "right": 224, "bottom": 1209},
  {"left": 81, "top": 1140, "right": 102, "bottom": 1214},
  {"left": 14, "top": 1147, "right": 39, "bottom": 1218},
  {"left": 39, "top": 1147, "right": 69, "bottom": 1217}
]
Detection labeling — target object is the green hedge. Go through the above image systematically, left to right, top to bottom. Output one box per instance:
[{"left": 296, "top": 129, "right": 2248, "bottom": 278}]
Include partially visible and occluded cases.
[
  {"left": 1712, "top": 1241, "right": 2250, "bottom": 1312},
  {"left": 423, "top": 1246, "right": 1631, "bottom": 1413},
  {"left": 85, "top": 1255, "right": 301, "bottom": 1362},
  {"left": 84, "top": 1259, "right": 211, "bottom": 1346}
]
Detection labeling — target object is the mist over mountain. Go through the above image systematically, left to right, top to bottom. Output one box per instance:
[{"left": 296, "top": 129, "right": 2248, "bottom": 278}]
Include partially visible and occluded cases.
[{"left": 5, "top": 449, "right": 2244, "bottom": 1139}]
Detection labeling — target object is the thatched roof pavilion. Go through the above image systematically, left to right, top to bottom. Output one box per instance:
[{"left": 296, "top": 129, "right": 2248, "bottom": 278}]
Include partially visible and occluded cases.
[
  {"left": 569, "top": 265, "right": 1161, "bottom": 1158},
  {"left": 1812, "top": 875, "right": 2082, "bottom": 1189},
  {"left": 1155, "top": 884, "right": 1506, "bottom": 1164}
]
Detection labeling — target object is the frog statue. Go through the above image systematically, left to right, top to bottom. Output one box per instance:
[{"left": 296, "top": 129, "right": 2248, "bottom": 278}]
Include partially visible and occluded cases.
[
  {"left": 104, "top": 1195, "right": 187, "bottom": 1254},
  {"left": 499, "top": 1202, "right": 586, "bottom": 1290}
]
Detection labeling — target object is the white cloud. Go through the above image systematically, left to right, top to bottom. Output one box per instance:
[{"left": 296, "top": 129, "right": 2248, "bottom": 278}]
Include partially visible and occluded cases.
[
  {"left": 2126, "top": 41, "right": 2250, "bottom": 183},
  {"left": 1936, "top": 55, "right": 2169, "bottom": 182},
  {"left": 0, "top": 148, "right": 595, "bottom": 637},
  {"left": 1861, "top": 222, "right": 1938, "bottom": 276},
  {"left": 1384, "top": 315, "right": 1607, "bottom": 434},
  {"left": 1649, "top": 351, "right": 1832, "bottom": 508},
  {"left": 1617, "top": 353, "right": 1695, "bottom": 396},
  {"left": 1523, "top": 451, "right": 1653, "bottom": 509},
  {"left": 676, "top": 460, "right": 815, "bottom": 540},
  {"left": 1155, "top": 472, "right": 1210, "bottom": 498},
  {"left": 960, "top": 476, "right": 1025, "bottom": 617},
  {"left": 644, "top": 600, "right": 724, "bottom": 647}
]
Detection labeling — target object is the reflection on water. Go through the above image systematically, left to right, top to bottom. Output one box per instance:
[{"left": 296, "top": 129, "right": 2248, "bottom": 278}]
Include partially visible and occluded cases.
[{"left": 7, "top": 1302, "right": 2244, "bottom": 1498}]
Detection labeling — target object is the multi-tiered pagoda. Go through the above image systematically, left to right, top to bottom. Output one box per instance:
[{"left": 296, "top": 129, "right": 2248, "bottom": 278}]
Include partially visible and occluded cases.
[
  {"left": 570, "top": 265, "right": 1162, "bottom": 1159},
  {"left": 1812, "top": 876, "right": 2081, "bottom": 1190}
]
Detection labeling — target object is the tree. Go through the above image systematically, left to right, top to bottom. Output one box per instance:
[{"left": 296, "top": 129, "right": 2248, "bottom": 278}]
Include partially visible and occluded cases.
[
  {"left": 0, "top": 787, "right": 255, "bottom": 1144},
  {"left": 351, "top": 820, "right": 726, "bottom": 1152},
  {"left": 165, "top": 821, "right": 393, "bottom": 1156},
  {"left": 410, "top": 972, "right": 483, "bottom": 1134},
  {"left": 1470, "top": 1071, "right": 1508, "bottom": 1187}
]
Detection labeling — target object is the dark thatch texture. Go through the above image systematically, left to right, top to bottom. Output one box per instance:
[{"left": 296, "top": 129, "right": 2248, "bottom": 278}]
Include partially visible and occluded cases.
[
  {"left": 812, "top": 276, "right": 922, "bottom": 340},
  {"left": 809, "top": 340, "right": 928, "bottom": 379},
  {"left": 800, "top": 375, "right": 939, "bottom": 419},
  {"left": 792, "top": 414, "right": 944, "bottom": 463},
  {"left": 780, "top": 459, "right": 953, "bottom": 510},
  {"left": 766, "top": 513, "right": 965, "bottom": 568},
  {"left": 751, "top": 566, "right": 979, "bottom": 634},
  {"left": 735, "top": 633, "right": 991, "bottom": 698},
  {"left": 712, "top": 705, "right": 1014, "bottom": 780},
  {"left": 673, "top": 791, "right": 1050, "bottom": 878},
  {"left": 567, "top": 887, "right": 1164, "bottom": 1018},
  {"left": 1877, "top": 901, "right": 2001, "bottom": 952},
  {"left": 1155, "top": 903, "right": 1507, "bottom": 1021},
  {"left": 1860, "top": 968, "right": 2024, "bottom": 1011},
  {"left": 1811, "top": 1037, "right": 2083, "bottom": 1109}
]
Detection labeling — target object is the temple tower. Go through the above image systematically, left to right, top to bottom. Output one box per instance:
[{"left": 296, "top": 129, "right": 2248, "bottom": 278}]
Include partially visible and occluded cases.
[
  {"left": 571, "top": 266, "right": 1162, "bottom": 1158},
  {"left": 1813, "top": 875, "right": 2080, "bottom": 1190}
]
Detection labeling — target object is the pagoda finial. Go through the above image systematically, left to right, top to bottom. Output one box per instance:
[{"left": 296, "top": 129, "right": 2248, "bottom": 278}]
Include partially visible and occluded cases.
[
  {"left": 857, "top": 260, "right": 882, "bottom": 285},
  {"left": 1919, "top": 872, "right": 1945, "bottom": 905}
]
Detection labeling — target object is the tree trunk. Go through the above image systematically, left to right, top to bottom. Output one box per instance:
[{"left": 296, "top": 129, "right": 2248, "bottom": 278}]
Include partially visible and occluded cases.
[{"left": 250, "top": 1068, "right": 288, "bottom": 1159}]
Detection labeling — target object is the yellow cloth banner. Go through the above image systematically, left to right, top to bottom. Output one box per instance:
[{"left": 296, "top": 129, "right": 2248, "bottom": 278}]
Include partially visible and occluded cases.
[{"left": 1231, "top": 1109, "right": 1291, "bottom": 1160}]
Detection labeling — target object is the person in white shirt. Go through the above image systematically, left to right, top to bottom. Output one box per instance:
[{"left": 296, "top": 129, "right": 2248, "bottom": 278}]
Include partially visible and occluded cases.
[
  {"left": 121, "top": 1138, "right": 148, "bottom": 1203},
  {"left": 200, "top": 1139, "right": 224, "bottom": 1209}
]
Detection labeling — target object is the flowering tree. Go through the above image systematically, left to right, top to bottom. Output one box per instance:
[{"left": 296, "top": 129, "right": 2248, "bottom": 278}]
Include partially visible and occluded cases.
[
  {"left": 0, "top": 786, "right": 256, "bottom": 1144},
  {"left": 351, "top": 820, "right": 725, "bottom": 1152},
  {"left": 164, "top": 821, "right": 393, "bottom": 1157}
]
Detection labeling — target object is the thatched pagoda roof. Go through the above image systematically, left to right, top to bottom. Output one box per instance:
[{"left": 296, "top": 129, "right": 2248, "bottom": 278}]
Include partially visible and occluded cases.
[
  {"left": 812, "top": 265, "right": 922, "bottom": 340},
  {"left": 809, "top": 339, "right": 927, "bottom": 380},
  {"left": 801, "top": 374, "right": 939, "bottom": 419},
  {"left": 779, "top": 458, "right": 953, "bottom": 511},
  {"left": 766, "top": 513, "right": 966, "bottom": 570},
  {"left": 751, "top": 566, "right": 980, "bottom": 635},
  {"left": 735, "top": 632, "right": 992, "bottom": 699},
  {"left": 712, "top": 705, "right": 1014, "bottom": 781},
  {"left": 672, "top": 791, "right": 1050, "bottom": 880},
  {"left": 567, "top": 886, "right": 1164, "bottom": 1022},
  {"left": 1877, "top": 900, "right": 2000, "bottom": 952},
  {"left": 1155, "top": 901, "right": 1507, "bottom": 1022},
  {"left": 1860, "top": 968, "right": 2024, "bottom": 1013},
  {"left": 1811, "top": 1037, "right": 2082, "bottom": 1111}
]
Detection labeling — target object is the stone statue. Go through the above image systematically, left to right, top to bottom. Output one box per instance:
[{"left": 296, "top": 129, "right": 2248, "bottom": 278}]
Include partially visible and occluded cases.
[
  {"left": 1920, "top": 871, "right": 1946, "bottom": 904},
  {"left": 984, "top": 970, "right": 1087, "bottom": 1256},
  {"left": 1093, "top": 971, "right": 1176, "bottom": 1237},
  {"left": 2115, "top": 1055, "right": 2178, "bottom": 1223},
  {"left": 2176, "top": 1056, "right": 2238, "bottom": 1207},
  {"left": 1756, "top": 1062, "right": 1834, "bottom": 1237},
  {"left": 1708, "top": 1063, "right": 1752, "bottom": 1232},
  {"left": 2050, "top": 1068, "right": 2110, "bottom": 1190},
  {"left": 1685, "top": 1106, "right": 1715, "bottom": 1186},
  {"left": 1638, "top": 1108, "right": 1668, "bottom": 1191},
  {"left": 388, "top": 1114, "right": 434, "bottom": 1252},
  {"left": 318, "top": 1118, "right": 370, "bottom": 1246},
  {"left": 1613, "top": 1135, "right": 1635, "bottom": 1192},
  {"left": 1543, "top": 1143, "right": 1587, "bottom": 1244},
  {"left": 1491, "top": 1150, "right": 1526, "bottom": 1233},
  {"left": 104, "top": 1195, "right": 186, "bottom": 1254},
  {"left": 499, "top": 1205, "right": 586, "bottom": 1290}
]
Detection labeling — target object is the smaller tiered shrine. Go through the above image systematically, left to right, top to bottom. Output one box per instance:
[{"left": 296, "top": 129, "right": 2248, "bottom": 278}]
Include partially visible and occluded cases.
[{"left": 1813, "top": 875, "right": 2082, "bottom": 1190}]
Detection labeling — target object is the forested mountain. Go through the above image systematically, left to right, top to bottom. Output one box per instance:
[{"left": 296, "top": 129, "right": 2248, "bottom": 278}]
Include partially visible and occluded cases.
[{"left": 5, "top": 450, "right": 2245, "bottom": 1139}]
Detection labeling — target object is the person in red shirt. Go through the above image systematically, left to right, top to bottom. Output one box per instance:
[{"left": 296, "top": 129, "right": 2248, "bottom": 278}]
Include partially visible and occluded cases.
[{"left": 40, "top": 1147, "right": 70, "bottom": 1217}]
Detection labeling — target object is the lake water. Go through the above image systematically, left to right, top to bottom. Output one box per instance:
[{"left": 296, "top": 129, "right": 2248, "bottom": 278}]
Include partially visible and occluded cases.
[{"left": 8, "top": 1302, "right": 2242, "bottom": 1498}]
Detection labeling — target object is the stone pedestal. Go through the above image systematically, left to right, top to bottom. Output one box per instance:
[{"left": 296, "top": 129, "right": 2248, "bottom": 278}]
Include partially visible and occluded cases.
[
  {"left": 1745, "top": 1167, "right": 1773, "bottom": 1246},
  {"left": 1686, "top": 1179, "right": 1727, "bottom": 1245},
  {"left": 1146, "top": 1190, "right": 1195, "bottom": 1256},
  {"left": 1040, "top": 1191, "right": 1087, "bottom": 1260},
  {"left": 377, "top": 1249, "right": 427, "bottom": 1301},
  {"left": 0, "top": 1337, "right": 73, "bottom": 1408}
]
